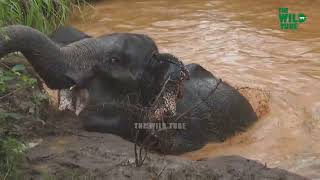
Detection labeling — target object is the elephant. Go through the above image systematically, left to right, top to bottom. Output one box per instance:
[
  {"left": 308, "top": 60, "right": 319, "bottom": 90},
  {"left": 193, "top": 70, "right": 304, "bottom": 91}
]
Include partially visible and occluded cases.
[
  {"left": 0, "top": 25, "right": 257, "bottom": 154},
  {"left": 0, "top": 25, "right": 158, "bottom": 114},
  {"left": 0, "top": 25, "right": 158, "bottom": 89},
  {"left": 48, "top": 26, "right": 258, "bottom": 153},
  {"left": 50, "top": 26, "right": 91, "bottom": 46},
  {"left": 82, "top": 52, "right": 258, "bottom": 154}
]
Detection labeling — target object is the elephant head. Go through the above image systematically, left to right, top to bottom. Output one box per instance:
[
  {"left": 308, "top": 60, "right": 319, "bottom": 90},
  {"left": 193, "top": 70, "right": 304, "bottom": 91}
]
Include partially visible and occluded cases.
[
  {"left": 0, "top": 25, "right": 158, "bottom": 114},
  {"left": 1, "top": 25, "right": 158, "bottom": 88},
  {"left": 96, "top": 50, "right": 190, "bottom": 105}
]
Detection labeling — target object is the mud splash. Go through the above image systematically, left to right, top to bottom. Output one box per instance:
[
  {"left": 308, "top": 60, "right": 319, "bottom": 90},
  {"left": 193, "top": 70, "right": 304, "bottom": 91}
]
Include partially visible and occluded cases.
[{"left": 70, "top": 0, "right": 320, "bottom": 178}]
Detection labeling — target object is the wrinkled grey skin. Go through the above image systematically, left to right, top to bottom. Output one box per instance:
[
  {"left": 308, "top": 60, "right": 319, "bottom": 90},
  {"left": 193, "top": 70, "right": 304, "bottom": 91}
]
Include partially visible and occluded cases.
[
  {"left": 0, "top": 25, "right": 157, "bottom": 89},
  {"left": 50, "top": 26, "right": 91, "bottom": 46},
  {"left": 171, "top": 63, "right": 257, "bottom": 153}
]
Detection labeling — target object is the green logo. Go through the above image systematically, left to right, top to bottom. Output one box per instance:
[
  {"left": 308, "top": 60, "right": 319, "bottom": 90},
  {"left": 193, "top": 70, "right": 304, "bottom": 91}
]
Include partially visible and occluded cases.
[{"left": 278, "top": 7, "right": 307, "bottom": 30}]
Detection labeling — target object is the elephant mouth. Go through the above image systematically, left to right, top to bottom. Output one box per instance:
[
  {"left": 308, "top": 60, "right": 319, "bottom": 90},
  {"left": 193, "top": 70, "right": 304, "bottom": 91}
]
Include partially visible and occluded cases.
[{"left": 58, "top": 88, "right": 89, "bottom": 116}]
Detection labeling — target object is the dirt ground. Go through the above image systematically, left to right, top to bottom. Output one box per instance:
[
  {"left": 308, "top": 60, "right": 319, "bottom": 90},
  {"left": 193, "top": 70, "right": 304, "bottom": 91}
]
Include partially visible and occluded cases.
[{"left": 25, "top": 134, "right": 307, "bottom": 180}]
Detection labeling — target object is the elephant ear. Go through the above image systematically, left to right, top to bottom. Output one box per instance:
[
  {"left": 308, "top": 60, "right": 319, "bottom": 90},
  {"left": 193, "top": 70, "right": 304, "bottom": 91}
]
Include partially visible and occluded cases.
[{"left": 50, "top": 26, "right": 91, "bottom": 45}]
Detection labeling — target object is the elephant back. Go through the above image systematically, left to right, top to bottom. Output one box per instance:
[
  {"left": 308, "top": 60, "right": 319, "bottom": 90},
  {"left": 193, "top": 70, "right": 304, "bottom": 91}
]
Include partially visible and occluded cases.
[
  {"left": 50, "top": 26, "right": 91, "bottom": 46},
  {"left": 176, "top": 64, "right": 257, "bottom": 142}
]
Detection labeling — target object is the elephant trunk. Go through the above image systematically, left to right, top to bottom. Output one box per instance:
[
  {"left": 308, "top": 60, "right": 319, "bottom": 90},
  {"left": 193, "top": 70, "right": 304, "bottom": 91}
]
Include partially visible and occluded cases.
[{"left": 0, "top": 25, "right": 91, "bottom": 89}]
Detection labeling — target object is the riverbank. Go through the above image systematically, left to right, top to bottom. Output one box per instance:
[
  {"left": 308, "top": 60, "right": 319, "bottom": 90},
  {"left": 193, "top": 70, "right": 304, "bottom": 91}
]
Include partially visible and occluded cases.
[{"left": 26, "top": 131, "right": 307, "bottom": 179}]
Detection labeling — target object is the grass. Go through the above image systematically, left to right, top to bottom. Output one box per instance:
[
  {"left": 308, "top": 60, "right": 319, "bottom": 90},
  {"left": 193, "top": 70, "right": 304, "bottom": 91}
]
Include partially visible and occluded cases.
[
  {"left": 0, "top": 0, "right": 88, "bottom": 34},
  {"left": 0, "top": 136, "right": 26, "bottom": 180}
]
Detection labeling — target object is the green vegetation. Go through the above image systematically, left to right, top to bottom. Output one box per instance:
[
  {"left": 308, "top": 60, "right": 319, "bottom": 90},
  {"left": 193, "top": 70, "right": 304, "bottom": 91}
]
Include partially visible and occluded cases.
[
  {"left": 0, "top": 0, "right": 87, "bottom": 34},
  {"left": 0, "top": 0, "right": 90, "bottom": 178},
  {"left": 0, "top": 62, "right": 38, "bottom": 179},
  {"left": 0, "top": 62, "right": 48, "bottom": 179},
  {"left": 0, "top": 64, "right": 37, "bottom": 93},
  {"left": 0, "top": 136, "right": 25, "bottom": 180}
]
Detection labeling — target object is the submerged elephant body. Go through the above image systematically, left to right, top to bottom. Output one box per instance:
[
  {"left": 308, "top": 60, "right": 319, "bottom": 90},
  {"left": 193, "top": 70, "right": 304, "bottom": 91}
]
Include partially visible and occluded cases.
[
  {"left": 0, "top": 25, "right": 257, "bottom": 154},
  {"left": 50, "top": 26, "right": 91, "bottom": 46},
  {"left": 82, "top": 61, "right": 257, "bottom": 154},
  {"left": 170, "top": 64, "right": 256, "bottom": 152}
]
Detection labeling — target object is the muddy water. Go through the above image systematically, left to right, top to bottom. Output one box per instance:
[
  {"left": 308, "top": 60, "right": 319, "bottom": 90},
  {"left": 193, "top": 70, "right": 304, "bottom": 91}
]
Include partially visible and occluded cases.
[{"left": 70, "top": 0, "right": 320, "bottom": 177}]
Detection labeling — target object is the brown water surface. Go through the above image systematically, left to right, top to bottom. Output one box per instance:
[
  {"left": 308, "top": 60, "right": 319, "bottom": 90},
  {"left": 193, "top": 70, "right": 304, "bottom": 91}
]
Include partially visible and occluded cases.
[{"left": 70, "top": 0, "right": 320, "bottom": 178}]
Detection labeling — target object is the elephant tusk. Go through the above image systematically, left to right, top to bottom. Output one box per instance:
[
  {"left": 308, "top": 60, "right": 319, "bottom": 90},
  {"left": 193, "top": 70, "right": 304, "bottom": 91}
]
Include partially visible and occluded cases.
[
  {"left": 70, "top": 85, "right": 76, "bottom": 90},
  {"left": 74, "top": 89, "right": 89, "bottom": 116}
]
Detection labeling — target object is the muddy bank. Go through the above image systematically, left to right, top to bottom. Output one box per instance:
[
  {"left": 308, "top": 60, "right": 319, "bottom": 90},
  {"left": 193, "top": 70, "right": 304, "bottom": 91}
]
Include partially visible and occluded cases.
[{"left": 26, "top": 131, "right": 307, "bottom": 180}]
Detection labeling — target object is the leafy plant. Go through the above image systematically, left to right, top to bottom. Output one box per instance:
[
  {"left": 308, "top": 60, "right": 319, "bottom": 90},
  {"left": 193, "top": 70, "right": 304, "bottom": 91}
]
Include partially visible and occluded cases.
[{"left": 0, "top": 64, "right": 37, "bottom": 94}]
